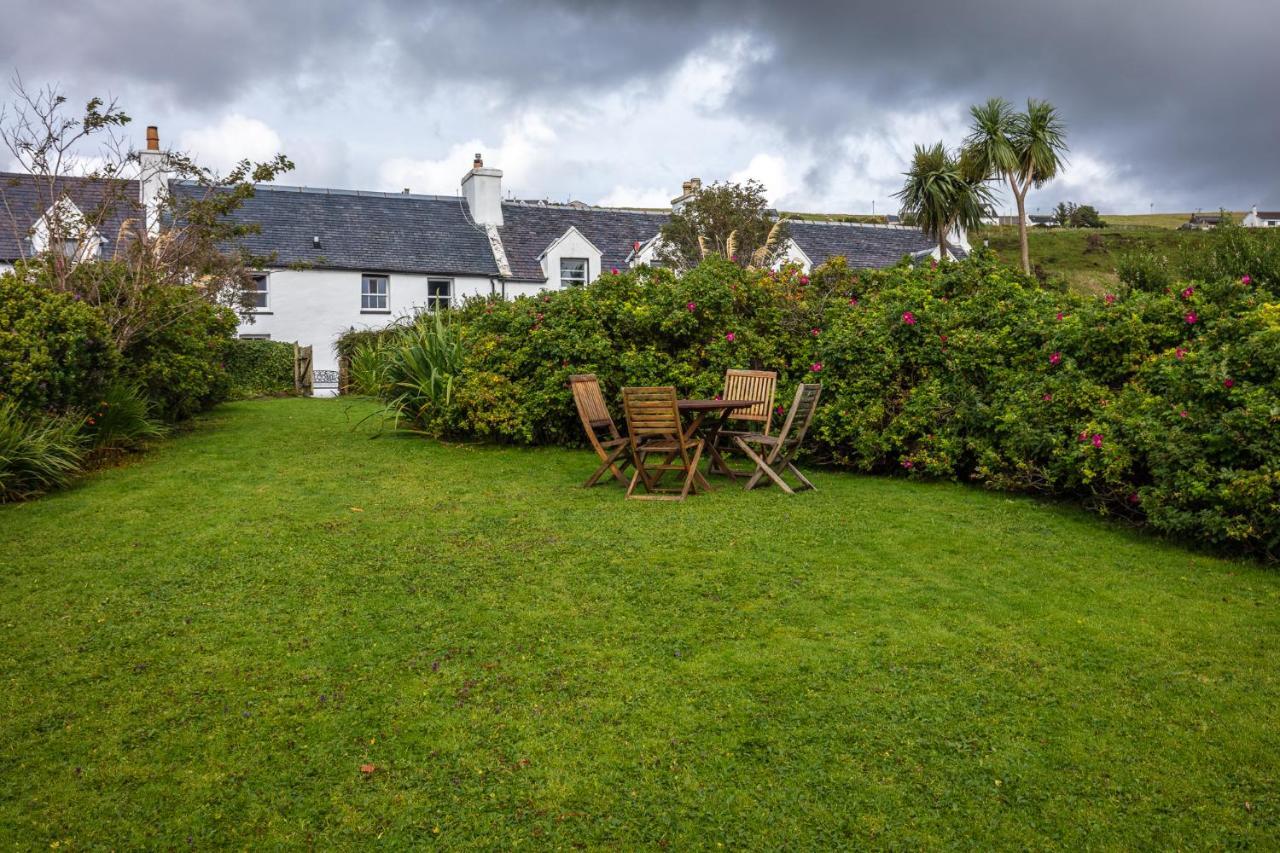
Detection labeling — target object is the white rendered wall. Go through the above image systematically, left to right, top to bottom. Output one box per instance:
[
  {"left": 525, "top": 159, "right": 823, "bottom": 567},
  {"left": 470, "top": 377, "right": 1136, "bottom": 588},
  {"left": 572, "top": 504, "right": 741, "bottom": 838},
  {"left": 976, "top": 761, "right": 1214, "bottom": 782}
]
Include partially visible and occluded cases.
[{"left": 237, "top": 269, "right": 498, "bottom": 374}]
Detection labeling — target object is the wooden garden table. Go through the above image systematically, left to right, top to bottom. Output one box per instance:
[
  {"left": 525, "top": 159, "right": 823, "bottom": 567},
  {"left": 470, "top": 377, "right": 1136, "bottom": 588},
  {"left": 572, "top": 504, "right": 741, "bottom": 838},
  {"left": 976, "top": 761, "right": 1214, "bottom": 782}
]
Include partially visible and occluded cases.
[{"left": 677, "top": 399, "right": 756, "bottom": 487}]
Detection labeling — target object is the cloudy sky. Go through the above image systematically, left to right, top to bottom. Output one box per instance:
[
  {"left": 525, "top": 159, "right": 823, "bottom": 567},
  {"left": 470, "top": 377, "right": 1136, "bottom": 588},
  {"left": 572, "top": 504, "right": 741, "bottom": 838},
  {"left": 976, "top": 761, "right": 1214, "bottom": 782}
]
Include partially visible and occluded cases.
[{"left": 3, "top": 0, "right": 1277, "bottom": 214}]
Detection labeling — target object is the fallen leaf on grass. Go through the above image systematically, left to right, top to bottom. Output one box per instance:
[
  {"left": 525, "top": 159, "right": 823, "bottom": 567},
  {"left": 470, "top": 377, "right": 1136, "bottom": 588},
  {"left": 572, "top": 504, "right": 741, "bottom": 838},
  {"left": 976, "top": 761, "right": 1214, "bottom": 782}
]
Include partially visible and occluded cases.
[
  {"left": 350, "top": 507, "right": 364, "bottom": 513},
  {"left": 360, "top": 763, "right": 376, "bottom": 775}
]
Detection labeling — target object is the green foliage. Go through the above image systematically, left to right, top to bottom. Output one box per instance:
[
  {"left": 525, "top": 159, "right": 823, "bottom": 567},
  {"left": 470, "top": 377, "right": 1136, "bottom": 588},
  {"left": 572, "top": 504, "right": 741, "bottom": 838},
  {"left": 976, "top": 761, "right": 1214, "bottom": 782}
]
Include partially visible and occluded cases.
[
  {"left": 894, "top": 141, "right": 993, "bottom": 255},
  {"left": 657, "top": 180, "right": 788, "bottom": 271},
  {"left": 1071, "top": 204, "right": 1104, "bottom": 229},
  {"left": 343, "top": 231, "right": 1280, "bottom": 558},
  {"left": 98, "top": 268, "right": 239, "bottom": 422},
  {"left": 0, "top": 269, "right": 120, "bottom": 412},
  {"left": 358, "top": 312, "right": 465, "bottom": 433},
  {"left": 223, "top": 339, "right": 295, "bottom": 398},
  {"left": 84, "top": 383, "right": 166, "bottom": 452},
  {"left": 0, "top": 400, "right": 84, "bottom": 502}
]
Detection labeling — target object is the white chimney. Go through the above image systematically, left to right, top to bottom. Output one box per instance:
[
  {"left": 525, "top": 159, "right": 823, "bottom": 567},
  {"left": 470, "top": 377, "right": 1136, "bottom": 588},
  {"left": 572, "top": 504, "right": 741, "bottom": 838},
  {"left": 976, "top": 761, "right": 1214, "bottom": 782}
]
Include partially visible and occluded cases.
[
  {"left": 138, "top": 125, "right": 169, "bottom": 237},
  {"left": 461, "top": 152, "right": 503, "bottom": 226}
]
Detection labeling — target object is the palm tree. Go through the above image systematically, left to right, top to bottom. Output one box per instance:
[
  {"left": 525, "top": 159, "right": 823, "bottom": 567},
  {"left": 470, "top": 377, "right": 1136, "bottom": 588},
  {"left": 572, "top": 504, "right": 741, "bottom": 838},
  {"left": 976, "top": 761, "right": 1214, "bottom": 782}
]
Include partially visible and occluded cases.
[
  {"left": 966, "top": 97, "right": 1068, "bottom": 274},
  {"left": 894, "top": 142, "right": 993, "bottom": 259}
]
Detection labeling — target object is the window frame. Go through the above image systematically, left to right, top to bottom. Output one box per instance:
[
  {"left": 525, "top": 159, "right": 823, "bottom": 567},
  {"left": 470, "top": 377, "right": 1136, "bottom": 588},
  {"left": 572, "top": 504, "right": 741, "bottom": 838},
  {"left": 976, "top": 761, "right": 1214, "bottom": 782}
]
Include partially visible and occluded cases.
[
  {"left": 559, "top": 257, "right": 589, "bottom": 288},
  {"left": 249, "top": 273, "right": 270, "bottom": 312},
  {"left": 361, "top": 273, "right": 390, "bottom": 313},
  {"left": 426, "top": 277, "right": 453, "bottom": 313}
]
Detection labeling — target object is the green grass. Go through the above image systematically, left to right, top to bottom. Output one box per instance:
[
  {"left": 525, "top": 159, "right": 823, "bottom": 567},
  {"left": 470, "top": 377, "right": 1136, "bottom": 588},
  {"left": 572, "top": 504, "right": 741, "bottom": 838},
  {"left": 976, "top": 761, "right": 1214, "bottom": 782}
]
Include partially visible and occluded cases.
[
  {"left": 1101, "top": 212, "right": 1245, "bottom": 230},
  {"left": 980, "top": 225, "right": 1210, "bottom": 293},
  {"left": 2, "top": 398, "right": 1278, "bottom": 847}
]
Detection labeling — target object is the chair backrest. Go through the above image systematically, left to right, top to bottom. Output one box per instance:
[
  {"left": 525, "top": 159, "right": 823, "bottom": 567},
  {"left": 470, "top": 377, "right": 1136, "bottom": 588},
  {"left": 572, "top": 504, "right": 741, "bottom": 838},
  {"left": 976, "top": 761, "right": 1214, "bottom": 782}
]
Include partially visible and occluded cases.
[
  {"left": 722, "top": 369, "right": 778, "bottom": 433},
  {"left": 570, "top": 374, "right": 617, "bottom": 438},
  {"left": 776, "top": 383, "right": 822, "bottom": 450},
  {"left": 621, "top": 386, "right": 682, "bottom": 444}
]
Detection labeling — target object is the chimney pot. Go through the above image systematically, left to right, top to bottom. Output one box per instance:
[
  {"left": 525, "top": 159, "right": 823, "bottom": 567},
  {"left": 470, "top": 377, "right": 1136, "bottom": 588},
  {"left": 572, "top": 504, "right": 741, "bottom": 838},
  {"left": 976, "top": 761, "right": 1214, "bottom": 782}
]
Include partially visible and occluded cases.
[
  {"left": 146, "top": 126, "right": 160, "bottom": 152},
  {"left": 473, "top": 152, "right": 483, "bottom": 169},
  {"left": 690, "top": 177, "right": 701, "bottom": 192},
  {"left": 682, "top": 180, "right": 692, "bottom": 194}
]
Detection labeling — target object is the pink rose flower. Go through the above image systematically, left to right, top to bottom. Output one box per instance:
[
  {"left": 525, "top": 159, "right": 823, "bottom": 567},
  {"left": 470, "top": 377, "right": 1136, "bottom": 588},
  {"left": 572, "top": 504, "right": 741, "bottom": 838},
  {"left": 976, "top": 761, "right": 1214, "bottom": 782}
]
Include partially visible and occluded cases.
[
  {"left": 611, "top": 267, "right": 619, "bottom": 275},
  {"left": 1242, "top": 275, "right": 1252, "bottom": 285},
  {"left": 1181, "top": 286, "right": 1195, "bottom": 299},
  {"left": 1104, "top": 293, "right": 1116, "bottom": 305},
  {"left": 849, "top": 298, "right": 859, "bottom": 306},
  {"left": 687, "top": 301, "right": 697, "bottom": 312},
  {"left": 901, "top": 311, "right": 917, "bottom": 325},
  {"left": 1185, "top": 311, "right": 1198, "bottom": 324},
  {"left": 1055, "top": 312, "right": 1065, "bottom": 321},
  {"left": 811, "top": 328, "right": 821, "bottom": 337},
  {"left": 725, "top": 332, "right": 735, "bottom": 342},
  {"left": 1176, "top": 347, "right": 1187, "bottom": 360},
  {"left": 1050, "top": 351, "right": 1062, "bottom": 365},
  {"left": 810, "top": 362, "right": 822, "bottom": 372},
  {"left": 1224, "top": 378, "right": 1235, "bottom": 388},
  {"left": 1042, "top": 393, "right": 1053, "bottom": 402},
  {"left": 1179, "top": 410, "right": 1189, "bottom": 418},
  {"left": 1091, "top": 434, "right": 1103, "bottom": 449},
  {"left": 901, "top": 459, "right": 914, "bottom": 469}
]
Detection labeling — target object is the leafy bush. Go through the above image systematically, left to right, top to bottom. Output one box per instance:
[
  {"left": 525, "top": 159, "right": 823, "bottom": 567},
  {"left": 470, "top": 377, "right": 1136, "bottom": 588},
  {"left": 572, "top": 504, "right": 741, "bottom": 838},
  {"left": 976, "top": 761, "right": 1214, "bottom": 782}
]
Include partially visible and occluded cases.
[
  {"left": 342, "top": 226, "right": 1280, "bottom": 559},
  {"left": 0, "top": 269, "right": 120, "bottom": 412},
  {"left": 106, "top": 274, "right": 239, "bottom": 422},
  {"left": 358, "top": 312, "right": 464, "bottom": 432},
  {"left": 224, "top": 339, "right": 295, "bottom": 398},
  {"left": 84, "top": 383, "right": 166, "bottom": 452},
  {"left": 0, "top": 401, "right": 85, "bottom": 502}
]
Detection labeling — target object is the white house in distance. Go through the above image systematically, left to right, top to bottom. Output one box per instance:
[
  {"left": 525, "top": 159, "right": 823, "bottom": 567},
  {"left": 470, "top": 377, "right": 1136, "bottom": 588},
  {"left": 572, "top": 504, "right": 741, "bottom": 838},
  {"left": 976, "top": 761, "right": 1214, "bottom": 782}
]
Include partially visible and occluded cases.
[
  {"left": 1, "top": 126, "right": 968, "bottom": 392},
  {"left": 1242, "top": 206, "right": 1280, "bottom": 228}
]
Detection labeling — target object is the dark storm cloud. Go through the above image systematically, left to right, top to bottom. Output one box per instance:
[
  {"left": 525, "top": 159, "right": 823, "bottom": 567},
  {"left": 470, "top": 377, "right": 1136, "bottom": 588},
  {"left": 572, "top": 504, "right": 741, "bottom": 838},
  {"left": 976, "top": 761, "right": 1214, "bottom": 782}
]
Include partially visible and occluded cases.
[{"left": 4, "top": 0, "right": 1277, "bottom": 208}]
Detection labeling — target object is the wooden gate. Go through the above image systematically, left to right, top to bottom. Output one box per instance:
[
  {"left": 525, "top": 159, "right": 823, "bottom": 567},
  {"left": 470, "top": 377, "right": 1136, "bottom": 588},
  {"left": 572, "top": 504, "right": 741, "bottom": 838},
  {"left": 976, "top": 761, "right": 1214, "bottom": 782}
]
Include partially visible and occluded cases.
[{"left": 293, "top": 343, "right": 314, "bottom": 397}]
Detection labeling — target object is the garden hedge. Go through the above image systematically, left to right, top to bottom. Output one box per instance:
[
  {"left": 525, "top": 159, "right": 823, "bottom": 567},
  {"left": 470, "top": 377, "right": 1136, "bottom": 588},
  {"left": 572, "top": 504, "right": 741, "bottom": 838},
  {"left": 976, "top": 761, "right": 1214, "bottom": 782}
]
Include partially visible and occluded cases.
[{"left": 224, "top": 338, "right": 296, "bottom": 398}]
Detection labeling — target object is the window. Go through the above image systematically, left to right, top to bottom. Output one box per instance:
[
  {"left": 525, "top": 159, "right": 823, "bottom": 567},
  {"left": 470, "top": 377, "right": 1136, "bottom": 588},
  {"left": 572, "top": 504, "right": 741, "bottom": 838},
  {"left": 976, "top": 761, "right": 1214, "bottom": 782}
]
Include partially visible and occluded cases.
[
  {"left": 560, "top": 257, "right": 588, "bottom": 288},
  {"left": 249, "top": 274, "right": 269, "bottom": 310},
  {"left": 361, "top": 274, "right": 389, "bottom": 311},
  {"left": 427, "top": 278, "right": 452, "bottom": 312},
  {"left": 238, "top": 333, "right": 271, "bottom": 340}
]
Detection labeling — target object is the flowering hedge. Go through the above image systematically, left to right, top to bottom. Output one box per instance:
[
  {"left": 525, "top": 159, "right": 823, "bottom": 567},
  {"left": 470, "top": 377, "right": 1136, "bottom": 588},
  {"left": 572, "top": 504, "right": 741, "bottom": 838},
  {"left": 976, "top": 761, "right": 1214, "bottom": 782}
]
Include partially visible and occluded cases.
[{"left": 344, "top": 228, "right": 1280, "bottom": 559}]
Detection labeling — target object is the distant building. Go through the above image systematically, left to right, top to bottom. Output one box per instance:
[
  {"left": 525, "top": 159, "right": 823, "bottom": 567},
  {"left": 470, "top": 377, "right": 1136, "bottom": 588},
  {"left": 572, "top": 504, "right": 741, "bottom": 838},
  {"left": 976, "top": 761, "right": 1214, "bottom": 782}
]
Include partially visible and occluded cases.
[
  {"left": 1242, "top": 205, "right": 1280, "bottom": 228},
  {"left": 1181, "top": 211, "right": 1235, "bottom": 230}
]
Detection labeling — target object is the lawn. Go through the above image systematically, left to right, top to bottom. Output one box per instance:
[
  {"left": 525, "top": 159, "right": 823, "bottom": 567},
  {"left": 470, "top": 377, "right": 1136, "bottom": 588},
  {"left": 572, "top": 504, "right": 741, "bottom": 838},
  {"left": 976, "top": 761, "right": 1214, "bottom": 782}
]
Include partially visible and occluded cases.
[{"left": 1, "top": 398, "right": 1278, "bottom": 847}]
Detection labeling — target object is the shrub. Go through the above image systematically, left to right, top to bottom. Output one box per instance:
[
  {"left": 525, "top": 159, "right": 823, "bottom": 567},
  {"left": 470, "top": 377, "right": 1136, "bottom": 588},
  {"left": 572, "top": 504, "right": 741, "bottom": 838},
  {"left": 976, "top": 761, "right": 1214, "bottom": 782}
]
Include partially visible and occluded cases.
[
  {"left": 0, "top": 268, "right": 120, "bottom": 412},
  {"left": 109, "top": 276, "right": 239, "bottom": 421},
  {"left": 355, "top": 312, "right": 464, "bottom": 433},
  {"left": 224, "top": 339, "right": 295, "bottom": 398},
  {"left": 84, "top": 383, "right": 166, "bottom": 452},
  {"left": 0, "top": 401, "right": 85, "bottom": 502}
]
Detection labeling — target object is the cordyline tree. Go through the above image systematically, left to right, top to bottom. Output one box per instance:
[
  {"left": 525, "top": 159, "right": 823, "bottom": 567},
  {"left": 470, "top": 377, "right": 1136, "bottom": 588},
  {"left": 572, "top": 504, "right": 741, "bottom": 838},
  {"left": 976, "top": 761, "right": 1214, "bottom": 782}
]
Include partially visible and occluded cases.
[
  {"left": 0, "top": 77, "right": 293, "bottom": 351},
  {"left": 965, "top": 97, "right": 1069, "bottom": 274},
  {"left": 893, "top": 141, "right": 993, "bottom": 258},
  {"left": 658, "top": 179, "right": 788, "bottom": 271}
]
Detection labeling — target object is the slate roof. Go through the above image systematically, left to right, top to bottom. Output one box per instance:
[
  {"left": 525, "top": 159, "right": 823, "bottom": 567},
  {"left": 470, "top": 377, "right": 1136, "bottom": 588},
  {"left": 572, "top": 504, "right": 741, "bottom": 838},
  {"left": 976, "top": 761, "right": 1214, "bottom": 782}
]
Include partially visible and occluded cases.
[
  {"left": 0, "top": 172, "right": 142, "bottom": 261},
  {"left": 169, "top": 182, "right": 500, "bottom": 277},
  {"left": 497, "top": 202, "right": 670, "bottom": 281},
  {"left": 788, "top": 220, "right": 959, "bottom": 267}
]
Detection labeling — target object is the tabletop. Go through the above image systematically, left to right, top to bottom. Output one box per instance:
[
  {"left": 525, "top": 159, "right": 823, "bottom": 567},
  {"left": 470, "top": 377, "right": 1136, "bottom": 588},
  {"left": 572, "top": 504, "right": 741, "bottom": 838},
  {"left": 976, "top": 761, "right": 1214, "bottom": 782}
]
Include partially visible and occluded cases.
[{"left": 677, "top": 399, "right": 756, "bottom": 412}]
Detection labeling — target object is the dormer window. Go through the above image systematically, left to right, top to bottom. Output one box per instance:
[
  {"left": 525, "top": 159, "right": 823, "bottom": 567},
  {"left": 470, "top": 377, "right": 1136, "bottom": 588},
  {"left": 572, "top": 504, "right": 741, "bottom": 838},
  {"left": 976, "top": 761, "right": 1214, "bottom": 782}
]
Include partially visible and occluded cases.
[{"left": 560, "top": 258, "right": 588, "bottom": 288}]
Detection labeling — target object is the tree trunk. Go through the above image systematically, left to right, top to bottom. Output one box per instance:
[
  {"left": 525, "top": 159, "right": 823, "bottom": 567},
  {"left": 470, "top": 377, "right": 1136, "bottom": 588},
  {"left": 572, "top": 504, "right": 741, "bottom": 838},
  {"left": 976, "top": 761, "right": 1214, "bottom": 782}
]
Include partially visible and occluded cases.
[{"left": 1012, "top": 180, "right": 1031, "bottom": 275}]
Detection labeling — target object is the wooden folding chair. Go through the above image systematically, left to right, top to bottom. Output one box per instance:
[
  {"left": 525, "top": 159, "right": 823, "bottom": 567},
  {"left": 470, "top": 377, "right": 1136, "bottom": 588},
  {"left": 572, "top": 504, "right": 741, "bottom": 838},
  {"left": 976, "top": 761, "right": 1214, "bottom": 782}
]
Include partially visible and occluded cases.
[
  {"left": 712, "top": 369, "right": 777, "bottom": 476},
  {"left": 570, "top": 374, "right": 631, "bottom": 487},
  {"left": 732, "top": 383, "right": 822, "bottom": 494},
  {"left": 621, "top": 386, "right": 706, "bottom": 501}
]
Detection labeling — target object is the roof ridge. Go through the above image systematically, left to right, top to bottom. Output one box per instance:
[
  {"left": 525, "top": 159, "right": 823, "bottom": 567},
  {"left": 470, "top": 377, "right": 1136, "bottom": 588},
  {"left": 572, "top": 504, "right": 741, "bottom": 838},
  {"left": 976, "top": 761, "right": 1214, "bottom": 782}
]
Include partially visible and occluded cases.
[
  {"left": 170, "top": 179, "right": 462, "bottom": 203},
  {"left": 502, "top": 199, "right": 668, "bottom": 216},
  {"left": 789, "top": 218, "right": 917, "bottom": 231}
]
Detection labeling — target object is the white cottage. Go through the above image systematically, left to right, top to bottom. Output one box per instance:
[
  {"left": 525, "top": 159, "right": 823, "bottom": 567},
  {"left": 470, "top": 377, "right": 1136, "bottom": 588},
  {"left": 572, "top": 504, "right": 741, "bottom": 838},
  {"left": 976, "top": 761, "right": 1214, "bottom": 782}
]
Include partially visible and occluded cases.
[{"left": 1, "top": 126, "right": 969, "bottom": 392}]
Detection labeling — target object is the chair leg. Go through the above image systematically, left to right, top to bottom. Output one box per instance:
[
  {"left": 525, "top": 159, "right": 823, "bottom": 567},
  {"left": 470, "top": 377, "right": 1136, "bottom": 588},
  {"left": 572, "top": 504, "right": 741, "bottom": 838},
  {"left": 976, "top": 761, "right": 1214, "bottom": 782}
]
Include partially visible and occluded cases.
[
  {"left": 733, "top": 438, "right": 794, "bottom": 494},
  {"left": 678, "top": 441, "right": 704, "bottom": 499},
  {"left": 583, "top": 444, "right": 630, "bottom": 488},
  {"left": 787, "top": 462, "right": 816, "bottom": 491}
]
